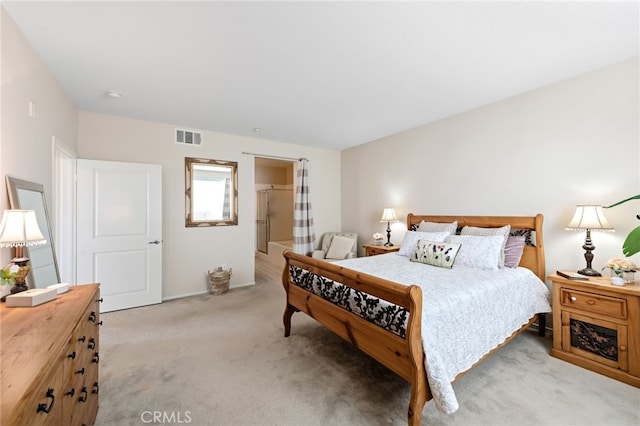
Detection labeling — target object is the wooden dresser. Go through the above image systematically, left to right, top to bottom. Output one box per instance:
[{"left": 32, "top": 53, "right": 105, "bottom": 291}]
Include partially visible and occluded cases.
[
  {"left": 549, "top": 274, "right": 639, "bottom": 387},
  {"left": 1, "top": 284, "right": 101, "bottom": 425}
]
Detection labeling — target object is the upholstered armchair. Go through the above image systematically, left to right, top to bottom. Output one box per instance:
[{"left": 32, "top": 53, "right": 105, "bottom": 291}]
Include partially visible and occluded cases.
[{"left": 312, "top": 232, "right": 358, "bottom": 261}]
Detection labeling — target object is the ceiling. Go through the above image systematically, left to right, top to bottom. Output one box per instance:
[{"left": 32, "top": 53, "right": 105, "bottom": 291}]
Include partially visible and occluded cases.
[{"left": 3, "top": 1, "right": 638, "bottom": 151}]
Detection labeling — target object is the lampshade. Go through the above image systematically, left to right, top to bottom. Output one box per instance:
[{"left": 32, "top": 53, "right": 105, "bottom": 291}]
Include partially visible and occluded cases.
[
  {"left": 566, "top": 205, "right": 614, "bottom": 231},
  {"left": 380, "top": 208, "right": 398, "bottom": 222},
  {"left": 0, "top": 210, "right": 47, "bottom": 248}
]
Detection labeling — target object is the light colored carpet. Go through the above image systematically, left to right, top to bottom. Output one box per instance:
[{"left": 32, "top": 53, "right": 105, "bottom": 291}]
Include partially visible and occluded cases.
[{"left": 95, "top": 256, "right": 639, "bottom": 426}]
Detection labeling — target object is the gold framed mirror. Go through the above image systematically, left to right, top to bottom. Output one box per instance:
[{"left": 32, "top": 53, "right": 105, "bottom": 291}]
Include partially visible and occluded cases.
[{"left": 185, "top": 157, "right": 238, "bottom": 227}]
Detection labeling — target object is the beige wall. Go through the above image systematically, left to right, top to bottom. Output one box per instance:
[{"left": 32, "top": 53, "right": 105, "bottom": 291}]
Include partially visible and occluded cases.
[
  {"left": 0, "top": 9, "right": 78, "bottom": 296},
  {"left": 342, "top": 58, "right": 640, "bottom": 279},
  {"left": 77, "top": 111, "right": 341, "bottom": 299}
]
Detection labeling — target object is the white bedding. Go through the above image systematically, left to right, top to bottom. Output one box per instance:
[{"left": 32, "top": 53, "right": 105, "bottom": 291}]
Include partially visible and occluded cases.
[{"left": 334, "top": 252, "right": 551, "bottom": 414}]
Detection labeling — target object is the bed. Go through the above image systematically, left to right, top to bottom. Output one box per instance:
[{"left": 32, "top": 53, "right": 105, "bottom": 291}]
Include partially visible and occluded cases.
[{"left": 281, "top": 214, "right": 550, "bottom": 426}]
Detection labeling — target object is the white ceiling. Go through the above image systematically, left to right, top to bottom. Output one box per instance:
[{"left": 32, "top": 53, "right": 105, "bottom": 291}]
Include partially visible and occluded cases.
[{"left": 3, "top": 1, "right": 639, "bottom": 150}]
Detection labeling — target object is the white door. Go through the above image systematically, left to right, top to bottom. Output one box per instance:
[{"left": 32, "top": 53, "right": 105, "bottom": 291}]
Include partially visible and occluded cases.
[{"left": 77, "top": 159, "right": 162, "bottom": 312}]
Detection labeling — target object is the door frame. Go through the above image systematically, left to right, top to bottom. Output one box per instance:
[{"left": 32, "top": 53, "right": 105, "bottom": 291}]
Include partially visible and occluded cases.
[{"left": 52, "top": 136, "right": 76, "bottom": 284}]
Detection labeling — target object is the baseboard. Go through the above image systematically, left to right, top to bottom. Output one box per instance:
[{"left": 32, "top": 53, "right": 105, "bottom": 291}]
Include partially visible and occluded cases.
[
  {"left": 162, "top": 281, "right": 256, "bottom": 302},
  {"left": 163, "top": 290, "right": 208, "bottom": 301}
]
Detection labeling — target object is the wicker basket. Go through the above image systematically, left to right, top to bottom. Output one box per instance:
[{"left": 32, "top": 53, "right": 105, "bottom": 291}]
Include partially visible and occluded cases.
[{"left": 207, "top": 267, "right": 232, "bottom": 295}]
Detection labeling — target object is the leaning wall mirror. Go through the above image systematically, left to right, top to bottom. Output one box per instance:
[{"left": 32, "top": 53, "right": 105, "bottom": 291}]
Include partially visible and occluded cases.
[
  {"left": 185, "top": 157, "right": 238, "bottom": 227},
  {"left": 6, "top": 176, "right": 61, "bottom": 288}
]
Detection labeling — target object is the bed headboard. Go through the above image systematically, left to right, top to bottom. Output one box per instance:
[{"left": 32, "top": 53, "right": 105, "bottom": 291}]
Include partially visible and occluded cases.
[{"left": 406, "top": 213, "right": 546, "bottom": 281}]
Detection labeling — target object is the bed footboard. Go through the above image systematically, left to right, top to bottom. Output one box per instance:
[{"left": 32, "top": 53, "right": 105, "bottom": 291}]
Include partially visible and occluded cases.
[{"left": 282, "top": 250, "right": 429, "bottom": 426}]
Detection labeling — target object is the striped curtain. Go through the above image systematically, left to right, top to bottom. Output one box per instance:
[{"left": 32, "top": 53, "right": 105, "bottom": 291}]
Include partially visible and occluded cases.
[
  {"left": 293, "top": 159, "right": 316, "bottom": 255},
  {"left": 222, "top": 178, "right": 231, "bottom": 219}
]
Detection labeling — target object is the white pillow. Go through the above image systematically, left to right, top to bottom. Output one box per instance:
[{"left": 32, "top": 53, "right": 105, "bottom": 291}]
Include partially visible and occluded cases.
[
  {"left": 417, "top": 220, "right": 458, "bottom": 235},
  {"left": 460, "top": 225, "right": 511, "bottom": 268},
  {"left": 398, "top": 231, "right": 450, "bottom": 257},
  {"left": 445, "top": 234, "right": 504, "bottom": 270},
  {"left": 325, "top": 235, "right": 355, "bottom": 260}
]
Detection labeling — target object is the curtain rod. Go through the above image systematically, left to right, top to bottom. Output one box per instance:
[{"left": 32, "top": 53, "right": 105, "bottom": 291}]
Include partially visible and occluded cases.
[{"left": 241, "top": 152, "right": 308, "bottom": 162}]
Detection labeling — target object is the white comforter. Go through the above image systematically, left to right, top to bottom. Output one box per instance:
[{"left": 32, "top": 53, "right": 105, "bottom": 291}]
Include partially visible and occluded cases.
[{"left": 334, "top": 253, "right": 551, "bottom": 414}]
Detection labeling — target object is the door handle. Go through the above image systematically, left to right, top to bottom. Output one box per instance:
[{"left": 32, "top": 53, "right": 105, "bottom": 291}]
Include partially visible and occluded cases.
[{"left": 148, "top": 240, "right": 161, "bottom": 244}]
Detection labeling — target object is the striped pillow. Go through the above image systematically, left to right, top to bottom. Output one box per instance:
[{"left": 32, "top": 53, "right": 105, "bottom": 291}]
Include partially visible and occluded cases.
[
  {"left": 417, "top": 221, "right": 458, "bottom": 234},
  {"left": 460, "top": 225, "right": 511, "bottom": 268}
]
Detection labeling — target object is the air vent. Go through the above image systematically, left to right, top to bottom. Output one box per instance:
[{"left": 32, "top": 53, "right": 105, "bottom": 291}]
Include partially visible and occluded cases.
[{"left": 175, "top": 128, "right": 202, "bottom": 146}]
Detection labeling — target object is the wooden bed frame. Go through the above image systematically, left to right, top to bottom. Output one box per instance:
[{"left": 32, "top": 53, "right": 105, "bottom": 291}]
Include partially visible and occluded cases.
[{"left": 282, "top": 214, "right": 546, "bottom": 426}]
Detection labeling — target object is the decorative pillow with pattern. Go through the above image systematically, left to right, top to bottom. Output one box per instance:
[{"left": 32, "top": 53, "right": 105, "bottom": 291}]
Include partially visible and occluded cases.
[
  {"left": 417, "top": 221, "right": 458, "bottom": 235},
  {"left": 460, "top": 225, "right": 511, "bottom": 268},
  {"left": 510, "top": 229, "right": 535, "bottom": 246},
  {"left": 398, "top": 231, "right": 450, "bottom": 257},
  {"left": 446, "top": 234, "right": 504, "bottom": 270},
  {"left": 410, "top": 239, "right": 461, "bottom": 269}
]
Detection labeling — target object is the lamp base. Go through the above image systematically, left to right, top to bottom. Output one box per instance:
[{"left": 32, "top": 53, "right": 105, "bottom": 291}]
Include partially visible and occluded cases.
[
  {"left": 384, "top": 222, "right": 393, "bottom": 247},
  {"left": 6, "top": 258, "right": 31, "bottom": 298},
  {"left": 577, "top": 267, "right": 602, "bottom": 277},
  {"left": 0, "top": 281, "right": 28, "bottom": 302},
  {"left": 10, "top": 281, "right": 29, "bottom": 294}
]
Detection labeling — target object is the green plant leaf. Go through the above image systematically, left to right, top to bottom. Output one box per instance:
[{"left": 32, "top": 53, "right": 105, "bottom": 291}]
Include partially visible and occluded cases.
[
  {"left": 605, "top": 194, "right": 640, "bottom": 209},
  {"left": 623, "top": 226, "right": 640, "bottom": 257}
]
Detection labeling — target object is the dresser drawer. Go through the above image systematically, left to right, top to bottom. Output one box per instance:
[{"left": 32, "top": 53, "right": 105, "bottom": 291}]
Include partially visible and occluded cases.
[
  {"left": 560, "top": 288, "right": 627, "bottom": 319},
  {"left": 10, "top": 358, "right": 64, "bottom": 426}
]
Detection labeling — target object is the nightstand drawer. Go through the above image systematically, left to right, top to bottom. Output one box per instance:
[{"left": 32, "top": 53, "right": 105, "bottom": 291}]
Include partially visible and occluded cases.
[
  {"left": 362, "top": 244, "right": 400, "bottom": 257},
  {"left": 367, "top": 246, "right": 388, "bottom": 255},
  {"left": 560, "top": 288, "right": 627, "bottom": 319}
]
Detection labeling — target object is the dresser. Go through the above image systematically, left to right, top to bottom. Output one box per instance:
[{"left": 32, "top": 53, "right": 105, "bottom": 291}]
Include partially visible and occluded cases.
[
  {"left": 549, "top": 274, "right": 639, "bottom": 387},
  {"left": 1, "top": 284, "right": 101, "bottom": 425}
]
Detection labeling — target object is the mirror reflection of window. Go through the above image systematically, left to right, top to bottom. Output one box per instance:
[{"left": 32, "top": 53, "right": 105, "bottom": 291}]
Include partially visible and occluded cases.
[
  {"left": 185, "top": 157, "right": 238, "bottom": 227},
  {"left": 192, "top": 164, "right": 229, "bottom": 220}
]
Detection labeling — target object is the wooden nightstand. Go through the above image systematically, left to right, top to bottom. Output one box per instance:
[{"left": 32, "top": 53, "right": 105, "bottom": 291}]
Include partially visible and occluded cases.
[
  {"left": 363, "top": 244, "right": 400, "bottom": 257},
  {"left": 548, "top": 273, "right": 640, "bottom": 387}
]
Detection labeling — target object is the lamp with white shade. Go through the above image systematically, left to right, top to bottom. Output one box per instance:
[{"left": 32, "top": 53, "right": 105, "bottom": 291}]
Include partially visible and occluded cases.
[
  {"left": 566, "top": 205, "right": 614, "bottom": 276},
  {"left": 380, "top": 208, "right": 398, "bottom": 247},
  {"left": 0, "top": 210, "right": 47, "bottom": 294}
]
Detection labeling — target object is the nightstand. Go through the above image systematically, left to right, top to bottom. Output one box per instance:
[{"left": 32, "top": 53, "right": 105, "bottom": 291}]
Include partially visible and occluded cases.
[
  {"left": 363, "top": 244, "right": 400, "bottom": 257},
  {"left": 548, "top": 273, "right": 640, "bottom": 387}
]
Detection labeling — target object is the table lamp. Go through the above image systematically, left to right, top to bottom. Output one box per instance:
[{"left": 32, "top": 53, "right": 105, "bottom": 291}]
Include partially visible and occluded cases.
[
  {"left": 566, "top": 205, "right": 614, "bottom": 276},
  {"left": 380, "top": 208, "right": 398, "bottom": 247},
  {"left": 0, "top": 209, "right": 47, "bottom": 294}
]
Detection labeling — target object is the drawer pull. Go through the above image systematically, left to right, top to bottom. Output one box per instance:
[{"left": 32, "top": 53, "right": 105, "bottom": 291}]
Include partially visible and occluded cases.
[
  {"left": 97, "top": 297, "right": 103, "bottom": 303},
  {"left": 570, "top": 297, "right": 577, "bottom": 302},
  {"left": 587, "top": 299, "right": 596, "bottom": 305},
  {"left": 88, "top": 312, "right": 97, "bottom": 323},
  {"left": 98, "top": 320, "right": 103, "bottom": 326},
  {"left": 78, "top": 336, "right": 86, "bottom": 343},
  {"left": 88, "top": 338, "right": 96, "bottom": 350},
  {"left": 620, "top": 345, "right": 627, "bottom": 352},
  {"left": 67, "top": 351, "right": 76, "bottom": 360},
  {"left": 92, "top": 352, "right": 100, "bottom": 364},
  {"left": 76, "top": 367, "right": 85, "bottom": 376},
  {"left": 92, "top": 382, "right": 99, "bottom": 395},
  {"left": 78, "top": 387, "right": 88, "bottom": 403},
  {"left": 36, "top": 388, "right": 55, "bottom": 414},
  {"left": 65, "top": 388, "right": 75, "bottom": 397}
]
